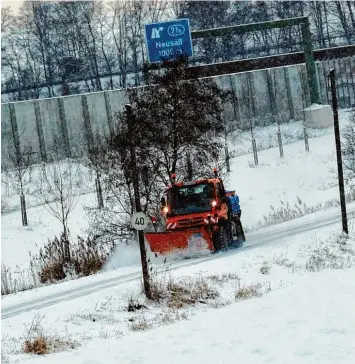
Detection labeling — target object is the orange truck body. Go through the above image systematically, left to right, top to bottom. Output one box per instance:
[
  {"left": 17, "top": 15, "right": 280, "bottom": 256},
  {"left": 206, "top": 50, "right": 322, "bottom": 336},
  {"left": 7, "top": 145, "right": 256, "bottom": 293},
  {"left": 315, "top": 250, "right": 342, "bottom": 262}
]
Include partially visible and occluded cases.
[{"left": 144, "top": 176, "right": 234, "bottom": 254}]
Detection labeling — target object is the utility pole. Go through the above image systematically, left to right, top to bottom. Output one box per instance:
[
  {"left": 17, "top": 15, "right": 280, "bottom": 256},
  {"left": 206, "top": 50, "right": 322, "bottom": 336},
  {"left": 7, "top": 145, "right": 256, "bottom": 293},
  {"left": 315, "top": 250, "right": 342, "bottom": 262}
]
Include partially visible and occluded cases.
[
  {"left": 327, "top": 69, "right": 348, "bottom": 234},
  {"left": 125, "top": 104, "right": 152, "bottom": 299},
  {"left": 250, "top": 121, "right": 259, "bottom": 166},
  {"left": 224, "top": 127, "right": 230, "bottom": 173},
  {"left": 186, "top": 151, "right": 193, "bottom": 180}
]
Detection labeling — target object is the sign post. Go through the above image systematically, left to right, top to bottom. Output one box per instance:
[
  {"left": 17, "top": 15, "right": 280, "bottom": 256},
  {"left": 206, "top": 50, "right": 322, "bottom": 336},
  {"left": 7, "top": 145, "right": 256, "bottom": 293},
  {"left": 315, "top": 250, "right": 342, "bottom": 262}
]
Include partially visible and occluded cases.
[
  {"left": 144, "top": 18, "right": 193, "bottom": 63},
  {"left": 327, "top": 69, "right": 348, "bottom": 235},
  {"left": 126, "top": 104, "right": 152, "bottom": 299}
]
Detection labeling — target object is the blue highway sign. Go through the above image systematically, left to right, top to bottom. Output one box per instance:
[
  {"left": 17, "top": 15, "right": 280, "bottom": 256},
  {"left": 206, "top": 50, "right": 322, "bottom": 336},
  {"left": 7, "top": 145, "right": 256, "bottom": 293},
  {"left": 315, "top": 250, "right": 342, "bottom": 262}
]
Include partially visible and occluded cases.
[{"left": 144, "top": 18, "right": 193, "bottom": 63}]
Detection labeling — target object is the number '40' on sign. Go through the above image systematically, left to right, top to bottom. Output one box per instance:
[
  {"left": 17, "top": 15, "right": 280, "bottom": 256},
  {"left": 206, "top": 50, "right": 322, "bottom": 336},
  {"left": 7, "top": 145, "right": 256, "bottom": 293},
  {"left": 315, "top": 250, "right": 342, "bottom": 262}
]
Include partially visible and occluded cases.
[
  {"left": 131, "top": 212, "right": 149, "bottom": 231},
  {"left": 136, "top": 217, "right": 144, "bottom": 225}
]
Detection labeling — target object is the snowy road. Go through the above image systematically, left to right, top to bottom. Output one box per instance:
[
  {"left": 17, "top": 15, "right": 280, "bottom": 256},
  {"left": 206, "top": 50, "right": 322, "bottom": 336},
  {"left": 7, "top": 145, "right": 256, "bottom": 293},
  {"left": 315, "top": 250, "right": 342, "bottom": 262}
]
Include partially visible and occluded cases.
[{"left": 2, "top": 205, "right": 355, "bottom": 320}]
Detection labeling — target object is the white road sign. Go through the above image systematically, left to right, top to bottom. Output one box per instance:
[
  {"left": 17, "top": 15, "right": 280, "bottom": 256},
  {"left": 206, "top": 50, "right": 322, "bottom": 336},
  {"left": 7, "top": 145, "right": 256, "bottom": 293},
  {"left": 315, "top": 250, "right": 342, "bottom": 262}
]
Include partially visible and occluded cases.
[{"left": 131, "top": 212, "right": 149, "bottom": 231}]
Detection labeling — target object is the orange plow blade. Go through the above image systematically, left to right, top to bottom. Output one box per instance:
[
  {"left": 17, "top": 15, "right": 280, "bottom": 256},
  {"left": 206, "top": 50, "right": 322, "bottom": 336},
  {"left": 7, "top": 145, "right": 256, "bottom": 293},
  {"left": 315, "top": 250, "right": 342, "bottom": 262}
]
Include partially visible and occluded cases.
[{"left": 145, "top": 228, "right": 214, "bottom": 254}]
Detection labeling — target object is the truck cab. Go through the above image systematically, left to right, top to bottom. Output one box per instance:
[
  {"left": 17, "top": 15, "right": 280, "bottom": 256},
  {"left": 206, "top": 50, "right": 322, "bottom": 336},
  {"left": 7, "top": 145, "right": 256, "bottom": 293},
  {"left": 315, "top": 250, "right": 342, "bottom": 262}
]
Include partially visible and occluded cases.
[
  {"left": 144, "top": 170, "right": 245, "bottom": 254},
  {"left": 160, "top": 175, "right": 231, "bottom": 233}
]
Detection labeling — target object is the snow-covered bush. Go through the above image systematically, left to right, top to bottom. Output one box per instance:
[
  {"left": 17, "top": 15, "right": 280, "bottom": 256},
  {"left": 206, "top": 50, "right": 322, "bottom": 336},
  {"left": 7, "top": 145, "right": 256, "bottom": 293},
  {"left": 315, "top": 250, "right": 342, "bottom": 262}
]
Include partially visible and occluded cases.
[
  {"left": 252, "top": 189, "right": 355, "bottom": 231},
  {"left": 255, "top": 197, "right": 323, "bottom": 229},
  {"left": 1, "top": 199, "right": 9, "bottom": 213},
  {"left": 305, "top": 232, "right": 355, "bottom": 272},
  {"left": 32, "top": 233, "right": 116, "bottom": 284},
  {"left": 1, "top": 263, "right": 38, "bottom": 295},
  {"left": 145, "top": 269, "right": 218, "bottom": 308},
  {"left": 235, "top": 282, "right": 264, "bottom": 300},
  {"left": 22, "top": 313, "right": 77, "bottom": 356}
]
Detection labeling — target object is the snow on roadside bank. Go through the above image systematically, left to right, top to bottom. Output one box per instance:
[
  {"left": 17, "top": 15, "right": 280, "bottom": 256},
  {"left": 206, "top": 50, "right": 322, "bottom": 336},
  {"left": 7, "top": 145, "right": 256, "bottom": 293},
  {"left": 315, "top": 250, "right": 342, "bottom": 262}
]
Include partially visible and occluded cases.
[
  {"left": 1, "top": 108, "right": 353, "bottom": 300},
  {"left": 227, "top": 108, "right": 350, "bottom": 157},
  {"left": 1, "top": 115, "right": 350, "bottom": 272},
  {"left": 228, "top": 132, "right": 354, "bottom": 231},
  {"left": 1, "top": 193, "right": 93, "bottom": 271},
  {"left": 2, "top": 222, "right": 355, "bottom": 364},
  {"left": 14, "top": 267, "right": 355, "bottom": 364}
]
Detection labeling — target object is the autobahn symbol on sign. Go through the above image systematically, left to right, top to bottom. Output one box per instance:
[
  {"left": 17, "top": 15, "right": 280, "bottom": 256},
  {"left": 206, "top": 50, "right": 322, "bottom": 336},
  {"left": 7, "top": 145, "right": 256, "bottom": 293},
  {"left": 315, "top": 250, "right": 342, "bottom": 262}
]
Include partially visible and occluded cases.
[{"left": 144, "top": 18, "right": 193, "bottom": 63}]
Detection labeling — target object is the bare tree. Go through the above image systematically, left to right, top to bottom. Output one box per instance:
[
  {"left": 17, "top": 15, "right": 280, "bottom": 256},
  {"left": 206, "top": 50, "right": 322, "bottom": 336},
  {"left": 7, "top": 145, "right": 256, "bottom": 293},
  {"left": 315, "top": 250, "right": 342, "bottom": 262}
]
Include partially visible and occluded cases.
[
  {"left": 2, "top": 0, "right": 354, "bottom": 102},
  {"left": 108, "top": 0, "right": 129, "bottom": 88},
  {"left": 126, "top": 0, "right": 147, "bottom": 86},
  {"left": 20, "top": 1, "right": 55, "bottom": 97},
  {"left": 80, "top": 1, "right": 102, "bottom": 91},
  {"left": 309, "top": 1, "right": 327, "bottom": 48},
  {"left": 334, "top": 1, "right": 352, "bottom": 43},
  {"left": 347, "top": 1, "right": 355, "bottom": 31},
  {"left": 95, "top": 2, "right": 116, "bottom": 90},
  {"left": 1, "top": 6, "right": 13, "bottom": 31},
  {"left": 136, "top": 56, "right": 232, "bottom": 184},
  {"left": 85, "top": 119, "right": 162, "bottom": 242},
  {"left": 5, "top": 131, "right": 33, "bottom": 225},
  {"left": 86, "top": 132, "right": 105, "bottom": 209},
  {"left": 35, "top": 152, "right": 81, "bottom": 261}
]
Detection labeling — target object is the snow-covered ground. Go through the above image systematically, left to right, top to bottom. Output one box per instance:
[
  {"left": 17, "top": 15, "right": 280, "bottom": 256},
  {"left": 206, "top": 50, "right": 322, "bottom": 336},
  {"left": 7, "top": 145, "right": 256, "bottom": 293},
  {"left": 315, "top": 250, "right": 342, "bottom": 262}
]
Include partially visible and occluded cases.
[
  {"left": 1, "top": 107, "right": 355, "bottom": 363},
  {"left": 2, "top": 108, "right": 352, "bottom": 272},
  {"left": 227, "top": 109, "right": 346, "bottom": 157},
  {"left": 1, "top": 161, "right": 94, "bottom": 214},
  {"left": 1, "top": 193, "right": 93, "bottom": 273},
  {"left": 2, "top": 202, "right": 354, "bottom": 319},
  {"left": 2, "top": 217, "right": 355, "bottom": 363}
]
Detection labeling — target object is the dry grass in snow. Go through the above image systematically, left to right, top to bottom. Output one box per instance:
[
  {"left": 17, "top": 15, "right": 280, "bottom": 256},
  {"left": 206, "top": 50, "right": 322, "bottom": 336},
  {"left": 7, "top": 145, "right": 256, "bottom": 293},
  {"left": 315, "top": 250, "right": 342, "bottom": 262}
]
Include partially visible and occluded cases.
[
  {"left": 252, "top": 189, "right": 355, "bottom": 231},
  {"left": 2, "top": 228, "right": 355, "bottom": 362},
  {"left": 261, "top": 231, "right": 355, "bottom": 275},
  {"left": 304, "top": 232, "right": 355, "bottom": 272},
  {"left": 1, "top": 233, "right": 116, "bottom": 296},
  {"left": 260, "top": 261, "right": 271, "bottom": 275},
  {"left": 1, "top": 262, "right": 39, "bottom": 296},
  {"left": 146, "top": 270, "right": 219, "bottom": 308},
  {"left": 22, "top": 314, "right": 77, "bottom": 356}
]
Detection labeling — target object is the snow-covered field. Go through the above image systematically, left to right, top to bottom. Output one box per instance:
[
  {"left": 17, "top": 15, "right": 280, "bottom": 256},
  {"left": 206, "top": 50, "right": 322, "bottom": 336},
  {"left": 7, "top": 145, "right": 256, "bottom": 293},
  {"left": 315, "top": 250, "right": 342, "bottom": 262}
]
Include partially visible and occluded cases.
[
  {"left": 1, "top": 108, "right": 355, "bottom": 363},
  {"left": 2, "top": 109, "right": 352, "bottom": 272},
  {"left": 227, "top": 110, "right": 340, "bottom": 157},
  {"left": 1, "top": 161, "right": 94, "bottom": 214},
  {"left": 2, "top": 217, "right": 355, "bottom": 363}
]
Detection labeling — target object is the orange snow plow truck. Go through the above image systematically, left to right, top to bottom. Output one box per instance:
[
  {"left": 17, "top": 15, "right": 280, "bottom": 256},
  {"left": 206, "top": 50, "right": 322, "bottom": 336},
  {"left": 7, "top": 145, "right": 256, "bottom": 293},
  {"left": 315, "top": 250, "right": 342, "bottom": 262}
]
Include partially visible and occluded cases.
[{"left": 145, "top": 169, "right": 246, "bottom": 255}]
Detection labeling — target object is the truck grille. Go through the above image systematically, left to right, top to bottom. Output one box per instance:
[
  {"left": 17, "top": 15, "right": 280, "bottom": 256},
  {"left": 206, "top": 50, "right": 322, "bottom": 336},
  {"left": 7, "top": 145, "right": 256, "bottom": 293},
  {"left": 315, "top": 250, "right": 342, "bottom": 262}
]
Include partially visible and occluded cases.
[{"left": 178, "top": 217, "right": 205, "bottom": 227}]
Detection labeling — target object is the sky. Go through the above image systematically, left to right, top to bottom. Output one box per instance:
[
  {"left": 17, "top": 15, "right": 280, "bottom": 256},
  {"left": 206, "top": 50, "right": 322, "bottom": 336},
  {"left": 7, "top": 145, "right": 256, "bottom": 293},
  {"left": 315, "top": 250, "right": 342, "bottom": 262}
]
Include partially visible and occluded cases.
[
  {"left": 1, "top": 0, "right": 109, "bottom": 14},
  {"left": 1, "top": 0, "right": 131, "bottom": 14},
  {"left": 1, "top": 0, "right": 124, "bottom": 13},
  {"left": 2, "top": 0, "right": 23, "bottom": 13}
]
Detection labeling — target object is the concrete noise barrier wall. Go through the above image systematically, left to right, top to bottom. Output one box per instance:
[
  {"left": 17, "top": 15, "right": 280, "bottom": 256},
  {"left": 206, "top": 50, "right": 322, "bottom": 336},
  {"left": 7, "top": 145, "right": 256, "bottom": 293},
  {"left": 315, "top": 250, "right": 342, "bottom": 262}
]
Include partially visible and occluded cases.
[{"left": 1, "top": 57, "right": 354, "bottom": 166}]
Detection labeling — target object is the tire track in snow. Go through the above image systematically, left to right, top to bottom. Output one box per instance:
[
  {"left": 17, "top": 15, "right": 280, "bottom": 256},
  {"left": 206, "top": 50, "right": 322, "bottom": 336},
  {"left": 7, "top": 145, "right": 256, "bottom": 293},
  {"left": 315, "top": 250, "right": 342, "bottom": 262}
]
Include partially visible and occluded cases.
[{"left": 2, "top": 207, "right": 355, "bottom": 320}]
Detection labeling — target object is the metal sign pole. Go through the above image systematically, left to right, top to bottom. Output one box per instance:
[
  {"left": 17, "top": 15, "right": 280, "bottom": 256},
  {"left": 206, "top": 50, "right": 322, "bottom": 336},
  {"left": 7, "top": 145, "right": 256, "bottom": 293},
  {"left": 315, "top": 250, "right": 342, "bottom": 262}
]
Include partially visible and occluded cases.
[
  {"left": 327, "top": 69, "right": 348, "bottom": 234},
  {"left": 125, "top": 104, "right": 152, "bottom": 298}
]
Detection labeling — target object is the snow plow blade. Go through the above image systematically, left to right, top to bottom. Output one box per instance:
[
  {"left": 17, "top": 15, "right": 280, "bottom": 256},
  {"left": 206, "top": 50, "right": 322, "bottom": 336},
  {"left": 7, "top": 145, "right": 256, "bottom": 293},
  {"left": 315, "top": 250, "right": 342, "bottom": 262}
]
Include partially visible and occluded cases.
[{"left": 145, "top": 228, "right": 213, "bottom": 254}]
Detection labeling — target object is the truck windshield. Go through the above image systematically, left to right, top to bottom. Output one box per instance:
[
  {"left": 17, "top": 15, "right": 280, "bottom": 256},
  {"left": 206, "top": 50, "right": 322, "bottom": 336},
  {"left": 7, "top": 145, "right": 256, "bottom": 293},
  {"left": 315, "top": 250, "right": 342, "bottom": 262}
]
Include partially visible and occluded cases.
[{"left": 166, "top": 182, "right": 214, "bottom": 216}]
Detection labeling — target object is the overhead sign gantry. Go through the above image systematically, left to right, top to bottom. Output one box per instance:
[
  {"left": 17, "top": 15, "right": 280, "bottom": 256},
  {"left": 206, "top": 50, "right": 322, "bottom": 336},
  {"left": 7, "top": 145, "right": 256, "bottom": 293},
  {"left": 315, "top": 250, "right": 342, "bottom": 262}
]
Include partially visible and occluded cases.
[{"left": 144, "top": 16, "right": 320, "bottom": 104}]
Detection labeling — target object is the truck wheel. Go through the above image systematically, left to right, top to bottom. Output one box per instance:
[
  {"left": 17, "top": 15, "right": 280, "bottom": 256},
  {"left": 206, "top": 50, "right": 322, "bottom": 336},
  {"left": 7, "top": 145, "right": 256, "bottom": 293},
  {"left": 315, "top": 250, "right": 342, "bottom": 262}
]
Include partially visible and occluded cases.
[
  {"left": 212, "top": 226, "right": 229, "bottom": 252},
  {"left": 221, "top": 226, "right": 230, "bottom": 251},
  {"left": 212, "top": 230, "right": 221, "bottom": 252}
]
